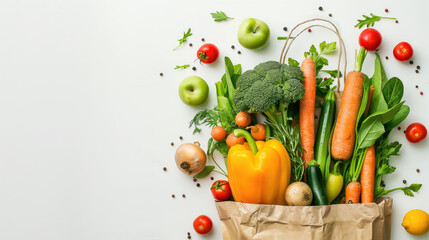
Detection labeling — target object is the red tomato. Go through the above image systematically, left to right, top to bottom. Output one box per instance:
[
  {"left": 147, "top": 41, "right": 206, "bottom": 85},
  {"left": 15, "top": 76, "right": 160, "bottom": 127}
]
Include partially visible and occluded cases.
[
  {"left": 358, "top": 28, "right": 382, "bottom": 51},
  {"left": 393, "top": 42, "right": 414, "bottom": 62},
  {"left": 197, "top": 43, "right": 219, "bottom": 64},
  {"left": 405, "top": 123, "right": 427, "bottom": 143},
  {"left": 211, "top": 126, "right": 227, "bottom": 141},
  {"left": 211, "top": 180, "right": 233, "bottom": 201},
  {"left": 193, "top": 215, "right": 213, "bottom": 235}
]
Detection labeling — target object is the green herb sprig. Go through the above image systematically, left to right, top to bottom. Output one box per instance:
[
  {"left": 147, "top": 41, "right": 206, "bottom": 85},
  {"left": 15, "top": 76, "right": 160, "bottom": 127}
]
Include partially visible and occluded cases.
[
  {"left": 210, "top": 11, "right": 234, "bottom": 22},
  {"left": 355, "top": 13, "right": 396, "bottom": 29},
  {"left": 173, "top": 28, "right": 192, "bottom": 50},
  {"left": 174, "top": 64, "right": 190, "bottom": 70}
]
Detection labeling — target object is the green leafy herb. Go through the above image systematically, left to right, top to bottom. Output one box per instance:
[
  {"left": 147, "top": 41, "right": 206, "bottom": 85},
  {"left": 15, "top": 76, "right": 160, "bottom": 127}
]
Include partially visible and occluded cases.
[
  {"left": 210, "top": 11, "right": 234, "bottom": 22},
  {"left": 355, "top": 13, "right": 397, "bottom": 29},
  {"left": 173, "top": 28, "right": 192, "bottom": 50},
  {"left": 277, "top": 36, "right": 295, "bottom": 40},
  {"left": 304, "top": 41, "right": 336, "bottom": 75},
  {"left": 370, "top": 53, "right": 389, "bottom": 114},
  {"left": 288, "top": 58, "right": 300, "bottom": 67},
  {"left": 174, "top": 64, "right": 190, "bottom": 70},
  {"left": 322, "top": 70, "right": 343, "bottom": 78},
  {"left": 382, "top": 77, "right": 404, "bottom": 108},
  {"left": 384, "top": 105, "right": 410, "bottom": 132},
  {"left": 189, "top": 108, "right": 220, "bottom": 134},
  {"left": 193, "top": 165, "right": 215, "bottom": 178}
]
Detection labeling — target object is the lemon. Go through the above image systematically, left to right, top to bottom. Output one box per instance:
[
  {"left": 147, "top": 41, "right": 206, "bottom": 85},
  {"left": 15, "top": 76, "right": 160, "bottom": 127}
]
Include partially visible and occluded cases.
[{"left": 402, "top": 209, "right": 429, "bottom": 236}]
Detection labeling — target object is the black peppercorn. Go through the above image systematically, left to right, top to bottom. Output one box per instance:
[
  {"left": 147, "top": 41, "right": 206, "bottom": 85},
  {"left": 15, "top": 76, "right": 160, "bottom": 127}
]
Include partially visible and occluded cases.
[
  {"left": 318, "top": 6, "right": 323, "bottom": 11},
  {"left": 328, "top": 13, "right": 332, "bottom": 17},
  {"left": 283, "top": 27, "right": 288, "bottom": 31},
  {"left": 201, "top": 38, "right": 205, "bottom": 42},
  {"left": 189, "top": 43, "right": 193, "bottom": 47},
  {"left": 231, "top": 45, "right": 235, "bottom": 49},
  {"left": 237, "top": 51, "right": 241, "bottom": 54},
  {"left": 409, "top": 60, "right": 414, "bottom": 65},
  {"left": 417, "top": 65, "right": 421, "bottom": 70},
  {"left": 192, "top": 67, "right": 196, "bottom": 71},
  {"left": 416, "top": 70, "right": 419, "bottom": 74},
  {"left": 160, "top": 73, "right": 164, "bottom": 76},
  {"left": 179, "top": 136, "right": 183, "bottom": 140},
  {"left": 170, "top": 142, "right": 174, "bottom": 146},
  {"left": 163, "top": 167, "right": 167, "bottom": 171},
  {"left": 417, "top": 169, "right": 420, "bottom": 173},
  {"left": 403, "top": 180, "right": 407, "bottom": 184},
  {"left": 196, "top": 183, "right": 200, "bottom": 187},
  {"left": 172, "top": 194, "right": 175, "bottom": 198}
]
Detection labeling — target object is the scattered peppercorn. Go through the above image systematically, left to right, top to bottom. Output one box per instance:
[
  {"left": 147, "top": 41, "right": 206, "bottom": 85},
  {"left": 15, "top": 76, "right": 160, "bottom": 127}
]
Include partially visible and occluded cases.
[
  {"left": 318, "top": 6, "right": 323, "bottom": 11},
  {"left": 385, "top": 9, "right": 389, "bottom": 13},
  {"left": 328, "top": 13, "right": 332, "bottom": 17},
  {"left": 395, "top": 20, "right": 399, "bottom": 23},
  {"left": 283, "top": 27, "right": 288, "bottom": 31},
  {"left": 308, "top": 29, "right": 312, "bottom": 32},
  {"left": 201, "top": 38, "right": 205, "bottom": 42},
  {"left": 189, "top": 43, "right": 193, "bottom": 47},
  {"left": 231, "top": 45, "right": 235, "bottom": 49},
  {"left": 237, "top": 51, "right": 241, "bottom": 54},
  {"left": 385, "top": 56, "right": 389, "bottom": 60},
  {"left": 409, "top": 60, "right": 414, "bottom": 65},
  {"left": 417, "top": 65, "right": 421, "bottom": 70},
  {"left": 192, "top": 66, "right": 196, "bottom": 71},
  {"left": 416, "top": 70, "right": 419, "bottom": 73},
  {"left": 160, "top": 73, "right": 164, "bottom": 76},
  {"left": 324, "top": 77, "right": 327, "bottom": 81},
  {"left": 416, "top": 85, "right": 419, "bottom": 88},
  {"left": 420, "top": 91, "right": 423, "bottom": 95},
  {"left": 398, "top": 127, "right": 401, "bottom": 131},
  {"left": 179, "top": 136, "right": 183, "bottom": 140},
  {"left": 170, "top": 142, "right": 174, "bottom": 146},
  {"left": 163, "top": 167, "right": 167, "bottom": 171},
  {"left": 417, "top": 169, "right": 420, "bottom": 173},
  {"left": 210, "top": 177, "right": 214, "bottom": 180},
  {"left": 193, "top": 178, "right": 197, "bottom": 182},
  {"left": 403, "top": 180, "right": 407, "bottom": 184},
  {"left": 196, "top": 183, "right": 200, "bottom": 187},
  {"left": 172, "top": 194, "right": 175, "bottom": 198},
  {"left": 182, "top": 194, "right": 186, "bottom": 198},
  {"left": 187, "top": 232, "right": 190, "bottom": 236},
  {"left": 188, "top": 236, "right": 191, "bottom": 239}
]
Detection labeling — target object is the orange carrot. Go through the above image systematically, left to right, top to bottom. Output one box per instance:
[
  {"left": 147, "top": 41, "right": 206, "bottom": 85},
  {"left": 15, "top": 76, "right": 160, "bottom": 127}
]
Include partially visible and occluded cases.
[
  {"left": 300, "top": 56, "right": 316, "bottom": 166},
  {"left": 331, "top": 71, "right": 365, "bottom": 160},
  {"left": 364, "top": 86, "right": 375, "bottom": 117},
  {"left": 235, "top": 111, "right": 252, "bottom": 127},
  {"left": 246, "top": 124, "right": 266, "bottom": 141},
  {"left": 360, "top": 145, "right": 376, "bottom": 203},
  {"left": 345, "top": 181, "right": 362, "bottom": 204}
]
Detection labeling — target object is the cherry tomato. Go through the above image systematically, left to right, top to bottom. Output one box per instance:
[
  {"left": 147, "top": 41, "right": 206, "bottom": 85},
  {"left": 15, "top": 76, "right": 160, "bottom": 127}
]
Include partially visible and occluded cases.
[
  {"left": 358, "top": 28, "right": 382, "bottom": 51},
  {"left": 393, "top": 42, "right": 414, "bottom": 62},
  {"left": 197, "top": 43, "right": 219, "bottom": 64},
  {"left": 235, "top": 111, "right": 252, "bottom": 127},
  {"left": 405, "top": 123, "right": 427, "bottom": 143},
  {"left": 211, "top": 126, "right": 227, "bottom": 141},
  {"left": 211, "top": 180, "right": 233, "bottom": 201},
  {"left": 193, "top": 215, "right": 213, "bottom": 235}
]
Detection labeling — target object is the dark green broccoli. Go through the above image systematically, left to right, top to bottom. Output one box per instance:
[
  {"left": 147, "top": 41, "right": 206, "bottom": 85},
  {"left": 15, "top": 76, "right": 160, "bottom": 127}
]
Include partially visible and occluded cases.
[
  {"left": 253, "top": 61, "right": 282, "bottom": 76},
  {"left": 281, "top": 65, "right": 304, "bottom": 81},
  {"left": 265, "top": 69, "right": 287, "bottom": 86},
  {"left": 236, "top": 70, "right": 262, "bottom": 90},
  {"left": 282, "top": 79, "right": 305, "bottom": 103},
  {"left": 239, "top": 81, "right": 282, "bottom": 113}
]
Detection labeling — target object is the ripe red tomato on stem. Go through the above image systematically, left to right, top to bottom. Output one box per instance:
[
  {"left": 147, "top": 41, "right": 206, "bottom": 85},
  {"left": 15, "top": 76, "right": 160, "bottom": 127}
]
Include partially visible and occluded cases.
[
  {"left": 359, "top": 28, "right": 382, "bottom": 51},
  {"left": 393, "top": 42, "right": 414, "bottom": 62},
  {"left": 197, "top": 43, "right": 219, "bottom": 64},
  {"left": 405, "top": 123, "right": 427, "bottom": 143},
  {"left": 211, "top": 180, "right": 233, "bottom": 201},
  {"left": 193, "top": 215, "right": 213, "bottom": 235}
]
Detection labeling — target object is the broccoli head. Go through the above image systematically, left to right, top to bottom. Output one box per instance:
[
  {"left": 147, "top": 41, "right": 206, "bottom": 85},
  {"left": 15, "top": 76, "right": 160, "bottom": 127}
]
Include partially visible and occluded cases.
[
  {"left": 253, "top": 61, "right": 282, "bottom": 76},
  {"left": 280, "top": 64, "right": 304, "bottom": 81},
  {"left": 264, "top": 69, "right": 288, "bottom": 86},
  {"left": 236, "top": 70, "right": 262, "bottom": 90},
  {"left": 282, "top": 79, "right": 305, "bottom": 103},
  {"left": 234, "top": 81, "right": 282, "bottom": 113}
]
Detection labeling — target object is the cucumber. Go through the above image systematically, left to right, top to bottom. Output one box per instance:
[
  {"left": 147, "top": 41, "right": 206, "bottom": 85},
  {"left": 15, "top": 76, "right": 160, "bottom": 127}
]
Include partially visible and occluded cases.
[
  {"left": 314, "top": 89, "right": 336, "bottom": 182},
  {"left": 307, "top": 162, "right": 329, "bottom": 205}
]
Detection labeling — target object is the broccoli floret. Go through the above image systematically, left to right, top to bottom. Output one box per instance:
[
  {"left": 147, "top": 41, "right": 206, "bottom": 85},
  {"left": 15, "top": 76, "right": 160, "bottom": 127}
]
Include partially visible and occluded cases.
[
  {"left": 254, "top": 61, "right": 282, "bottom": 76},
  {"left": 281, "top": 65, "right": 304, "bottom": 81},
  {"left": 264, "top": 69, "right": 287, "bottom": 86},
  {"left": 236, "top": 70, "right": 262, "bottom": 90},
  {"left": 282, "top": 79, "right": 305, "bottom": 103},
  {"left": 234, "top": 81, "right": 282, "bottom": 113}
]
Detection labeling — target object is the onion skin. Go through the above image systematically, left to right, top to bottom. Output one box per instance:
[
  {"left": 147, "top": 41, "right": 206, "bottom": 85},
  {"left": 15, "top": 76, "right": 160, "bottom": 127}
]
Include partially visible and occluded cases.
[
  {"left": 175, "top": 143, "right": 207, "bottom": 175},
  {"left": 285, "top": 182, "right": 313, "bottom": 206}
]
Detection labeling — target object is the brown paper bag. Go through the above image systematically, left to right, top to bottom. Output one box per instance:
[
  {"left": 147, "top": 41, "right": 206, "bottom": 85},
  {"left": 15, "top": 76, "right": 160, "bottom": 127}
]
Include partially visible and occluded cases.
[{"left": 216, "top": 197, "right": 392, "bottom": 240}]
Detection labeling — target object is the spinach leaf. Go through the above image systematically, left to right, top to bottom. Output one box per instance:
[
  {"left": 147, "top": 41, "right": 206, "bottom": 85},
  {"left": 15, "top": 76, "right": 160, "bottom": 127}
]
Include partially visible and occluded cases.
[
  {"left": 370, "top": 53, "right": 388, "bottom": 114},
  {"left": 382, "top": 77, "right": 404, "bottom": 108},
  {"left": 384, "top": 105, "right": 410, "bottom": 132},
  {"left": 357, "top": 116, "right": 385, "bottom": 149},
  {"left": 193, "top": 165, "right": 215, "bottom": 178}
]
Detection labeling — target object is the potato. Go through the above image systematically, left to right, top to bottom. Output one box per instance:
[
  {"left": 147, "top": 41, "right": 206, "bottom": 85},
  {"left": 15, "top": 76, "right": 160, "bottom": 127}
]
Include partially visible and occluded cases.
[{"left": 285, "top": 182, "right": 313, "bottom": 206}]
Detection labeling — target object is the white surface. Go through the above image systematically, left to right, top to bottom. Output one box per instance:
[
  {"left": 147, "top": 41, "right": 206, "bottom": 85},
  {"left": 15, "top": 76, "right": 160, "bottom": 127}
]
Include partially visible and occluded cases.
[{"left": 0, "top": 0, "right": 428, "bottom": 239}]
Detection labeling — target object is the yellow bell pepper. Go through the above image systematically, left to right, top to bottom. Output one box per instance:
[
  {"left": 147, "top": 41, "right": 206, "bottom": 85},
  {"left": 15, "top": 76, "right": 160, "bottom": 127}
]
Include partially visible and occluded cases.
[{"left": 227, "top": 129, "right": 291, "bottom": 205}]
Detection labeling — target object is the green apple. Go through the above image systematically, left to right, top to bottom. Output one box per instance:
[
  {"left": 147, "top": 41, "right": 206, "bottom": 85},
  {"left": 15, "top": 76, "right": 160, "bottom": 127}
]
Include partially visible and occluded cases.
[
  {"left": 237, "top": 18, "right": 270, "bottom": 50},
  {"left": 178, "top": 76, "right": 209, "bottom": 106}
]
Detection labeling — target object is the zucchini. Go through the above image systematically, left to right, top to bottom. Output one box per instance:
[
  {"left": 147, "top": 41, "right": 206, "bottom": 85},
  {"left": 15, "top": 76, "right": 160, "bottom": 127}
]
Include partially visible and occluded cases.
[
  {"left": 314, "top": 89, "right": 336, "bottom": 183},
  {"left": 307, "top": 161, "right": 328, "bottom": 205}
]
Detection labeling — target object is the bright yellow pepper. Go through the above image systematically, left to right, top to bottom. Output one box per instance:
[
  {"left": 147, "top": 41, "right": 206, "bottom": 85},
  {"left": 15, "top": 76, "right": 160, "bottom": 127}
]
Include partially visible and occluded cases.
[{"left": 227, "top": 129, "right": 291, "bottom": 205}]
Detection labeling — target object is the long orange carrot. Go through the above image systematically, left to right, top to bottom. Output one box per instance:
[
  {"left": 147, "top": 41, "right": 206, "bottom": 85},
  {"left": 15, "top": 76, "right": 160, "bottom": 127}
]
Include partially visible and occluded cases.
[
  {"left": 300, "top": 56, "right": 316, "bottom": 166},
  {"left": 331, "top": 71, "right": 365, "bottom": 160},
  {"left": 360, "top": 145, "right": 375, "bottom": 203},
  {"left": 346, "top": 181, "right": 361, "bottom": 204}
]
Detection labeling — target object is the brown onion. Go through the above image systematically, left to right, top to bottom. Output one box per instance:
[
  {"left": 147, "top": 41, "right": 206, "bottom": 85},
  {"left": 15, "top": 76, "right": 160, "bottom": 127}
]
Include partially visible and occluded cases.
[{"left": 175, "top": 142, "right": 206, "bottom": 175}]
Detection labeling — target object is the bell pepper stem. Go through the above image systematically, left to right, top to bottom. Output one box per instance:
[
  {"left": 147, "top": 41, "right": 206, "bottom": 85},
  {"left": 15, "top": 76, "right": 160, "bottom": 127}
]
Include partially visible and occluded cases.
[
  {"left": 233, "top": 129, "right": 258, "bottom": 154},
  {"left": 332, "top": 160, "right": 342, "bottom": 175}
]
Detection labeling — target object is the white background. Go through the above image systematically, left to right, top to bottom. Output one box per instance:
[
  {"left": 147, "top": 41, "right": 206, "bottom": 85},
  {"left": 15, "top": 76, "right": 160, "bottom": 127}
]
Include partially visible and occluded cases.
[{"left": 0, "top": 0, "right": 428, "bottom": 239}]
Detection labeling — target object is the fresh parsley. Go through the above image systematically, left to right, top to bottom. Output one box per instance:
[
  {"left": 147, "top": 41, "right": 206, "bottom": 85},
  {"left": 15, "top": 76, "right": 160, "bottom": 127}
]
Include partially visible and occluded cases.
[
  {"left": 210, "top": 11, "right": 233, "bottom": 22},
  {"left": 355, "top": 13, "right": 396, "bottom": 29},
  {"left": 173, "top": 28, "right": 192, "bottom": 50},
  {"left": 304, "top": 41, "right": 336, "bottom": 75},
  {"left": 174, "top": 64, "right": 190, "bottom": 70}
]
